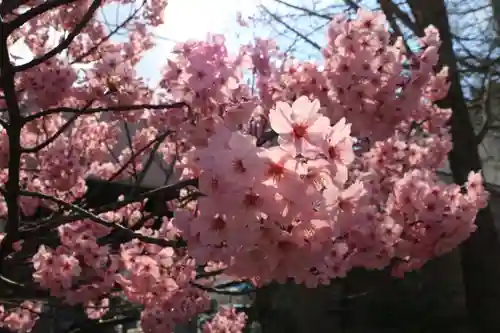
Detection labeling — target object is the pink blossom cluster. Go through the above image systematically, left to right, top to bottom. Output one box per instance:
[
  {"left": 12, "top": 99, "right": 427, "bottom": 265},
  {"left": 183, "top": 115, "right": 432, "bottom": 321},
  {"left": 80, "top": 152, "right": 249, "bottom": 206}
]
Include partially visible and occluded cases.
[
  {"left": 0, "top": 6, "right": 490, "bottom": 333},
  {"left": 164, "top": 10, "right": 487, "bottom": 286},
  {"left": 174, "top": 96, "right": 485, "bottom": 287},
  {"left": 31, "top": 216, "right": 211, "bottom": 331},
  {"left": 33, "top": 220, "right": 117, "bottom": 305},
  {"left": 118, "top": 227, "right": 211, "bottom": 332},
  {"left": 0, "top": 301, "right": 41, "bottom": 333},
  {"left": 202, "top": 307, "right": 248, "bottom": 333}
]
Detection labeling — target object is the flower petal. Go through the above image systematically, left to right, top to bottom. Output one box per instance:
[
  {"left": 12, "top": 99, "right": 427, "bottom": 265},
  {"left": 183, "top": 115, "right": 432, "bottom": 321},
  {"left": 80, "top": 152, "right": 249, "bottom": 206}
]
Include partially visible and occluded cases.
[
  {"left": 292, "top": 96, "right": 320, "bottom": 122},
  {"left": 269, "top": 101, "right": 293, "bottom": 134}
]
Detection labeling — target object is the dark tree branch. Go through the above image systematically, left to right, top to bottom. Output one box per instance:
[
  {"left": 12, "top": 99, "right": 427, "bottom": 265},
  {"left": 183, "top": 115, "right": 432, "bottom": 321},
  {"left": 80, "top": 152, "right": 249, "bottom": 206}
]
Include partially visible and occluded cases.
[
  {"left": 0, "top": 0, "right": 25, "bottom": 15},
  {"left": 5, "top": 0, "right": 81, "bottom": 33},
  {"left": 12, "top": 0, "right": 102, "bottom": 72},
  {"left": 70, "top": 0, "right": 146, "bottom": 64},
  {"left": 271, "top": 0, "right": 332, "bottom": 20},
  {"left": 343, "top": 0, "right": 361, "bottom": 12},
  {"left": 378, "top": 0, "right": 413, "bottom": 55},
  {"left": 379, "top": 0, "right": 418, "bottom": 34},
  {"left": 492, "top": 0, "right": 500, "bottom": 36},
  {"left": 260, "top": 5, "right": 322, "bottom": 51},
  {"left": 0, "top": 18, "right": 22, "bottom": 271},
  {"left": 476, "top": 74, "right": 494, "bottom": 144},
  {"left": 21, "top": 98, "right": 99, "bottom": 153},
  {"left": 23, "top": 102, "right": 187, "bottom": 122},
  {"left": 22, "top": 114, "right": 79, "bottom": 153},
  {"left": 256, "top": 129, "right": 278, "bottom": 147},
  {"left": 103, "top": 130, "right": 172, "bottom": 184},
  {"left": 132, "top": 135, "right": 166, "bottom": 191},
  {"left": 22, "top": 178, "right": 198, "bottom": 236},
  {"left": 91, "top": 178, "right": 198, "bottom": 214},
  {"left": 11, "top": 188, "right": 182, "bottom": 248}
]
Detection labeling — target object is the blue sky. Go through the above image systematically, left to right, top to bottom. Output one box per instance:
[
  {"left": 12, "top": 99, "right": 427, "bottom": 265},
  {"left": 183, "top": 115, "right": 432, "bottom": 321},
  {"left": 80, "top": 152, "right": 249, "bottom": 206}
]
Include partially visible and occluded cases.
[
  {"left": 7, "top": 0, "right": 366, "bottom": 85},
  {"left": 8, "top": 0, "right": 270, "bottom": 83},
  {"left": 9, "top": 0, "right": 493, "bottom": 85},
  {"left": 133, "top": 0, "right": 344, "bottom": 84},
  {"left": 135, "top": 0, "right": 270, "bottom": 85}
]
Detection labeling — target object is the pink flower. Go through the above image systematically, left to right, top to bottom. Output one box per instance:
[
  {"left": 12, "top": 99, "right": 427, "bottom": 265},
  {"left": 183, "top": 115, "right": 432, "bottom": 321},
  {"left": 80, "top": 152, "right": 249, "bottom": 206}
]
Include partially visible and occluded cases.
[
  {"left": 2, "top": 6, "right": 490, "bottom": 329},
  {"left": 269, "top": 96, "right": 330, "bottom": 156},
  {"left": 322, "top": 117, "right": 355, "bottom": 186},
  {"left": 216, "top": 132, "right": 266, "bottom": 186},
  {"left": 258, "top": 146, "right": 297, "bottom": 185},
  {"left": 466, "top": 171, "right": 489, "bottom": 208},
  {"left": 202, "top": 307, "right": 247, "bottom": 333}
]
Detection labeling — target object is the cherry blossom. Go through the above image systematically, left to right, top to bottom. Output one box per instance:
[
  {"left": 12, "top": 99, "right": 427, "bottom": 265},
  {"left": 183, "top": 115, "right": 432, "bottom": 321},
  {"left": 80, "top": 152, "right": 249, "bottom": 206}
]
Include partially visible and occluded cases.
[
  {"left": 0, "top": 5, "right": 489, "bottom": 333},
  {"left": 269, "top": 96, "right": 330, "bottom": 156},
  {"left": 202, "top": 307, "right": 247, "bottom": 333}
]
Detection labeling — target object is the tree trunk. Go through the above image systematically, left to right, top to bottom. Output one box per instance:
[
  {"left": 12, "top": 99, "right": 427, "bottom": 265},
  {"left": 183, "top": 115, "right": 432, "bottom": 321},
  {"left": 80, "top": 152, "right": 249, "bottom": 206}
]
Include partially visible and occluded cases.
[
  {"left": 491, "top": 0, "right": 500, "bottom": 34},
  {"left": 407, "top": 1, "right": 500, "bottom": 332},
  {"left": 254, "top": 260, "right": 471, "bottom": 333},
  {"left": 253, "top": 281, "right": 344, "bottom": 333}
]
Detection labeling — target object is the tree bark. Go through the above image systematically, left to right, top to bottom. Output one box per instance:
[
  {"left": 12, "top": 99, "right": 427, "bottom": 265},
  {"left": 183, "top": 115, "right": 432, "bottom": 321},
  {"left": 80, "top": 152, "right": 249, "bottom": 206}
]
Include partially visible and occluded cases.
[
  {"left": 491, "top": 0, "right": 500, "bottom": 34},
  {"left": 407, "top": 1, "right": 500, "bottom": 332},
  {"left": 253, "top": 281, "right": 344, "bottom": 333}
]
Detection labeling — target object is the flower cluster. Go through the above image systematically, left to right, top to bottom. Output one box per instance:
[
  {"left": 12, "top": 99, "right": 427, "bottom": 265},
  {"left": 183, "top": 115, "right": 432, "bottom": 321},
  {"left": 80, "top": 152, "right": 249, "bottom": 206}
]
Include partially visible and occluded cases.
[
  {"left": 0, "top": 6, "right": 489, "bottom": 333},
  {"left": 175, "top": 97, "right": 484, "bottom": 287},
  {"left": 118, "top": 227, "right": 211, "bottom": 332},
  {"left": 0, "top": 302, "right": 41, "bottom": 333},
  {"left": 202, "top": 307, "right": 248, "bottom": 333}
]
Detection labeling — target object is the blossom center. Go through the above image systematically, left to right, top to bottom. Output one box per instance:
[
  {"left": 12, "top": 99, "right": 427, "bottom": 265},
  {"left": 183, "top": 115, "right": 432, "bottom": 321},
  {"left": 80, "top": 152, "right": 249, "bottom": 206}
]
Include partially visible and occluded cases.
[
  {"left": 292, "top": 123, "right": 308, "bottom": 138},
  {"left": 328, "top": 146, "right": 337, "bottom": 160},
  {"left": 232, "top": 159, "right": 247, "bottom": 173},
  {"left": 267, "top": 162, "right": 284, "bottom": 179},
  {"left": 243, "top": 192, "right": 260, "bottom": 208},
  {"left": 211, "top": 215, "right": 226, "bottom": 231}
]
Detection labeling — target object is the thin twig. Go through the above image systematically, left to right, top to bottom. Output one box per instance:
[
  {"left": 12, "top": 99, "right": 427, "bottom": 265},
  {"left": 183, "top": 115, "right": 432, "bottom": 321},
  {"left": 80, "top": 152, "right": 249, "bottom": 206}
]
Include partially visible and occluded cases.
[
  {"left": 5, "top": 0, "right": 81, "bottom": 32},
  {"left": 13, "top": 0, "right": 103, "bottom": 72},
  {"left": 260, "top": 5, "right": 322, "bottom": 50},
  {"left": 24, "top": 102, "right": 187, "bottom": 122}
]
